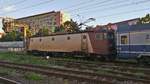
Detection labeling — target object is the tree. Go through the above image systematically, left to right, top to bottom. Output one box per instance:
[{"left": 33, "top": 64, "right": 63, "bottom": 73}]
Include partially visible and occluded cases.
[
  {"left": 138, "top": 14, "right": 150, "bottom": 24},
  {"left": 61, "top": 19, "right": 80, "bottom": 33},
  {"left": 55, "top": 26, "right": 65, "bottom": 33},
  {"left": 36, "top": 27, "right": 50, "bottom": 36},
  {"left": 19, "top": 28, "right": 32, "bottom": 38},
  {"left": 26, "top": 28, "right": 32, "bottom": 38},
  {"left": 0, "top": 30, "right": 22, "bottom": 41}
]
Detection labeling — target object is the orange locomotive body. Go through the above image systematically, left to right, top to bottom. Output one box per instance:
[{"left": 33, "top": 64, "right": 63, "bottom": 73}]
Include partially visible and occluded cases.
[{"left": 27, "top": 30, "right": 116, "bottom": 60}]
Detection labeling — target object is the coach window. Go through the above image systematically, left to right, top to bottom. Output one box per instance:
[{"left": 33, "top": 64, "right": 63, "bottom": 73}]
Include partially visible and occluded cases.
[
  {"left": 146, "top": 34, "right": 150, "bottom": 39},
  {"left": 121, "top": 35, "right": 128, "bottom": 44}
]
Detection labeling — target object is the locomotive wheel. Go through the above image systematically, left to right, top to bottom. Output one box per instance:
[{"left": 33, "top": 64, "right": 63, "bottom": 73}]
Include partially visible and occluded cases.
[
  {"left": 98, "top": 56, "right": 106, "bottom": 61},
  {"left": 138, "top": 56, "right": 149, "bottom": 65}
]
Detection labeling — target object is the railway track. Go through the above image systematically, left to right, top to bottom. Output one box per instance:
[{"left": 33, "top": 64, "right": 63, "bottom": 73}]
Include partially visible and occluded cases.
[
  {"left": 43, "top": 57, "right": 150, "bottom": 80},
  {"left": 45, "top": 57, "right": 149, "bottom": 69},
  {"left": 46, "top": 57, "right": 150, "bottom": 70},
  {"left": 0, "top": 61, "right": 149, "bottom": 84},
  {"left": 63, "top": 62, "right": 150, "bottom": 80},
  {"left": 0, "top": 76, "right": 21, "bottom": 84}
]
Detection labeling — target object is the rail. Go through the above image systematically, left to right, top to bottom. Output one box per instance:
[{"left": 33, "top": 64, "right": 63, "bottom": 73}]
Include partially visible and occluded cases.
[
  {"left": 0, "top": 61, "right": 149, "bottom": 84},
  {"left": 0, "top": 77, "right": 21, "bottom": 84}
]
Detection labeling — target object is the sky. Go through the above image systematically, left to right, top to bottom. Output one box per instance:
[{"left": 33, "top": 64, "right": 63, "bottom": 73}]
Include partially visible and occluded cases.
[{"left": 0, "top": 0, "right": 150, "bottom": 32}]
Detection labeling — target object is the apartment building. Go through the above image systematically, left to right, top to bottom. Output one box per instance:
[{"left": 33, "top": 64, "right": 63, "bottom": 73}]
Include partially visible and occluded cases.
[{"left": 15, "top": 11, "right": 70, "bottom": 34}]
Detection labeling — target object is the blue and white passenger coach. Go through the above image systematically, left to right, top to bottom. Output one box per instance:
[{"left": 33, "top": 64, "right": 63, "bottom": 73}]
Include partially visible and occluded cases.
[{"left": 117, "top": 23, "right": 150, "bottom": 61}]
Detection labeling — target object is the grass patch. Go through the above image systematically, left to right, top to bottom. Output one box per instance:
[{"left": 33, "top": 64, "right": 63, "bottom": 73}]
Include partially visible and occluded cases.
[
  {"left": 0, "top": 52, "right": 50, "bottom": 66},
  {"left": 0, "top": 52, "right": 97, "bottom": 67},
  {"left": 0, "top": 67, "right": 17, "bottom": 76},
  {"left": 0, "top": 67, "right": 44, "bottom": 81},
  {"left": 96, "top": 67, "right": 148, "bottom": 79},
  {"left": 24, "top": 72, "right": 43, "bottom": 80}
]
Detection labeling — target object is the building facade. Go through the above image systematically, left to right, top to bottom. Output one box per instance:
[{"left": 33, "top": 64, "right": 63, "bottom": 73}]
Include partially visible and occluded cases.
[
  {"left": 15, "top": 11, "right": 70, "bottom": 34},
  {"left": 2, "top": 17, "right": 14, "bottom": 33},
  {"left": 0, "top": 32, "right": 4, "bottom": 38}
]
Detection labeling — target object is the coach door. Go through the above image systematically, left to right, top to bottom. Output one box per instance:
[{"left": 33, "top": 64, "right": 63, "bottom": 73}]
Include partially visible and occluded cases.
[{"left": 81, "top": 35, "right": 88, "bottom": 52}]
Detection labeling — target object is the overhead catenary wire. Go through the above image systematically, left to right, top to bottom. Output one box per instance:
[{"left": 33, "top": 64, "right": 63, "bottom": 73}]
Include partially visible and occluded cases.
[
  {"left": 0, "top": 0, "right": 55, "bottom": 15},
  {"left": 0, "top": 0, "right": 27, "bottom": 9},
  {"left": 0, "top": 0, "right": 149, "bottom": 25},
  {"left": 0, "top": 0, "right": 119, "bottom": 15},
  {"left": 61, "top": 0, "right": 95, "bottom": 10},
  {"left": 66, "top": 0, "right": 113, "bottom": 12},
  {"left": 68, "top": 0, "right": 126, "bottom": 13},
  {"left": 71, "top": 0, "right": 150, "bottom": 17},
  {"left": 94, "top": 7, "right": 150, "bottom": 19}
]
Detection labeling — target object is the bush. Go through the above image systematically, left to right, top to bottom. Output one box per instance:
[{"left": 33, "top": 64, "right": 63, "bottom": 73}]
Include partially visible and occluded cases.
[{"left": 0, "top": 31, "right": 23, "bottom": 42}]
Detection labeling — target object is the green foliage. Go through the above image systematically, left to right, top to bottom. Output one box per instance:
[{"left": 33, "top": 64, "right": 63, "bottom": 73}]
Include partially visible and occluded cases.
[
  {"left": 138, "top": 14, "right": 150, "bottom": 24},
  {"left": 55, "top": 19, "right": 80, "bottom": 33},
  {"left": 63, "top": 19, "right": 80, "bottom": 32},
  {"left": 54, "top": 26, "right": 65, "bottom": 33},
  {"left": 36, "top": 27, "right": 50, "bottom": 36},
  {"left": 0, "top": 28, "right": 32, "bottom": 41},
  {"left": 26, "top": 28, "right": 33, "bottom": 38},
  {"left": 0, "top": 30, "right": 22, "bottom": 41},
  {"left": 0, "top": 52, "right": 50, "bottom": 66},
  {"left": 0, "top": 67, "right": 44, "bottom": 81},
  {"left": 24, "top": 72, "right": 43, "bottom": 80}
]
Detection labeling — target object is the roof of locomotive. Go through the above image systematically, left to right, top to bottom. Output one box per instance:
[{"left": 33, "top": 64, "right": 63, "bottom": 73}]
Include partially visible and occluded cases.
[
  {"left": 117, "top": 23, "right": 150, "bottom": 33},
  {"left": 30, "top": 29, "right": 112, "bottom": 38}
]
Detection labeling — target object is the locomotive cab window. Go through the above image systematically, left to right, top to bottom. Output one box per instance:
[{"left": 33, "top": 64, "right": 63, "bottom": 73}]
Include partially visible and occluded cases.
[{"left": 121, "top": 35, "right": 128, "bottom": 44}]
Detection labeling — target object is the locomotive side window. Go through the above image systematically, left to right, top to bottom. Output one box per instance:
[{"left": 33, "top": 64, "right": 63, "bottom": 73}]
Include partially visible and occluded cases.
[
  {"left": 103, "top": 33, "right": 107, "bottom": 39},
  {"left": 96, "top": 34, "right": 103, "bottom": 40},
  {"left": 83, "top": 35, "right": 86, "bottom": 39},
  {"left": 121, "top": 35, "right": 128, "bottom": 44},
  {"left": 67, "top": 36, "right": 70, "bottom": 40},
  {"left": 52, "top": 37, "right": 55, "bottom": 41},
  {"left": 39, "top": 39, "right": 42, "bottom": 42}
]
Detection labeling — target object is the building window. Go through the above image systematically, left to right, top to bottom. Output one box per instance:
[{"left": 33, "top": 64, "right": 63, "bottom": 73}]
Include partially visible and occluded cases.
[
  {"left": 54, "top": 22, "right": 57, "bottom": 25},
  {"left": 121, "top": 35, "right": 128, "bottom": 44},
  {"left": 67, "top": 36, "right": 70, "bottom": 40}
]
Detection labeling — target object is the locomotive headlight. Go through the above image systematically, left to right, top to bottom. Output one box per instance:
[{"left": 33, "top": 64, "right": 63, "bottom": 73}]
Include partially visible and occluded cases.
[{"left": 46, "top": 56, "right": 49, "bottom": 59}]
